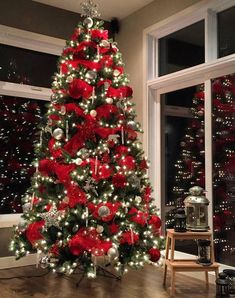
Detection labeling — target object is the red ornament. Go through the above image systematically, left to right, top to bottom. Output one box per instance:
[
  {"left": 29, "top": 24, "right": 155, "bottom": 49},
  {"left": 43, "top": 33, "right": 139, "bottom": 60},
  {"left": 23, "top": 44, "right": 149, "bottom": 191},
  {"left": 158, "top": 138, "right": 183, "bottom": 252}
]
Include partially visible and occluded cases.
[
  {"left": 118, "top": 155, "right": 135, "bottom": 170},
  {"left": 140, "top": 159, "right": 149, "bottom": 170},
  {"left": 66, "top": 183, "right": 87, "bottom": 207},
  {"left": 144, "top": 186, "right": 152, "bottom": 203},
  {"left": 26, "top": 220, "right": 45, "bottom": 245},
  {"left": 108, "top": 223, "right": 119, "bottom": 234},
  {"left": 148, "top": 248, "right": 161, "bottom": 262}
]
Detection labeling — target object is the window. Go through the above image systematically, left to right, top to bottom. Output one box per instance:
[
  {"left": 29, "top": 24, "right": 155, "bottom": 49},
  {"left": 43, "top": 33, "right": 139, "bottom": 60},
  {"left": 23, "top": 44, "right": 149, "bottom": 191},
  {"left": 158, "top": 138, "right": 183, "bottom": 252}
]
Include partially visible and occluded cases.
[{"left": 145, "top": 0, "right": 235, "bottom": 268}]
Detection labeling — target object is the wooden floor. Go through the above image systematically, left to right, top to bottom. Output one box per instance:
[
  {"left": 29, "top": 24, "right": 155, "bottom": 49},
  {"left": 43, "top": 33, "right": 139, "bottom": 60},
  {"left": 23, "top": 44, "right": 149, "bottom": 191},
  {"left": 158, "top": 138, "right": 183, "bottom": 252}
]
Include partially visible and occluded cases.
[{"left": 0, "top": 265, "right": 216, "bottom": 298}]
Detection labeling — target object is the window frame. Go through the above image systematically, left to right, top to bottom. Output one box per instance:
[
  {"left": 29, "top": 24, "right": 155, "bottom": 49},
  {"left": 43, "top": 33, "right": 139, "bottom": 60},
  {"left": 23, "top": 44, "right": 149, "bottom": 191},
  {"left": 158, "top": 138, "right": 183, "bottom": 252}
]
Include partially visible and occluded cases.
[
  {"left": 143, "top": 0, "right": 235, "bottom": 269},
  {"left": 0, "top": 25, "right": 64, "bottom": 228}
]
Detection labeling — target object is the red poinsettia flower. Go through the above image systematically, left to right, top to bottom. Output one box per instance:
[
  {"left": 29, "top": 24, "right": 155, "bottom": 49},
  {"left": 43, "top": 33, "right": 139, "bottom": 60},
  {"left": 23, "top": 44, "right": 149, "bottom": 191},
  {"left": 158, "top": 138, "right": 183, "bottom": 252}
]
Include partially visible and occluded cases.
[
  {"left": 68, "top": 78, "right": 93, "bottom": 99},
  {"left": 96, "top": 104, "right": 118, "bottom": 120},
  {"left": 118, "top": 155, "right": 136, "bottom": 170},
  {"left": 89, "top": 158, "right": 112, "bottom": 181},
  {"left": 112, "top": 173, "right": 126, "bottom": 188},
  {"left": 66, "top": 183, "right": 87, "bottom": 207},
  {"left": 128, "top": 207, "right": 148, "bottom": 226},
  {"left": 25, "top": 220, "right": 45, "bottom": 245},
  {"left": 108, "top": 223, "right": 119, "bottom": 234},
  {"left": 120, "top": 231, "right": 139, "bottom": 245},
  {"left": 148, "top": 248, "right": 161, "bottom": 262}
]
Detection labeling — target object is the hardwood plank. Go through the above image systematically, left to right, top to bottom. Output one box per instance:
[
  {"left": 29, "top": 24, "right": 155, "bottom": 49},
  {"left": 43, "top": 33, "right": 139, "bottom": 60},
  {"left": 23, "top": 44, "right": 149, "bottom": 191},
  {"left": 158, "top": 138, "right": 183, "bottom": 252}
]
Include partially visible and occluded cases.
[{"left": 0, "top": 265, "right": 216, "bottom": 297}]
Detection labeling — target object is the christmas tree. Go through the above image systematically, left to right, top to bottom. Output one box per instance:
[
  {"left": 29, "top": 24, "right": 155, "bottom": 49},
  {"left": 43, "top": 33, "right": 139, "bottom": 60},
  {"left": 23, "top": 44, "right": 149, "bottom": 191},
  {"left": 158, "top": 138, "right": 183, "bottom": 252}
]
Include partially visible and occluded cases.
[
  {"left": 10, "top": 0, "right": 164, "bottom": 277},
  {"left": 165, "top": 74, "right": 235, "bottom": 265}
]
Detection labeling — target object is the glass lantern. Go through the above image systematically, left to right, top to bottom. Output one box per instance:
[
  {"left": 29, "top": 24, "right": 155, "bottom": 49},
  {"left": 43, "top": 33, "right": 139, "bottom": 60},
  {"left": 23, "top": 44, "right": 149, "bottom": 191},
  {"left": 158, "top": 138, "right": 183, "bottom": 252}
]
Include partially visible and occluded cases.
[
  {"left": 184, "top": 186, "right": 209, "bottom": 231},
  {"left": 174, "top": 208, "right": 187, "bottom": 232},
  {"left": 197, "top": 239, "right": 212, "bottom": 265},
  {"left": 223, "top": 269, "right": 235, "bottom": 295},
  {"left": 216, "top": 272, "right": 230, "bottom": 297}
]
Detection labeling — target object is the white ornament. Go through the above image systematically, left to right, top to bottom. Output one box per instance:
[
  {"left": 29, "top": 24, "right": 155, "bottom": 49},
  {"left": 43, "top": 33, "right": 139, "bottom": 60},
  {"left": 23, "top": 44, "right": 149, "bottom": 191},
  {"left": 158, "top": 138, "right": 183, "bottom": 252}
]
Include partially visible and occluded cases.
[
  {"left": 83, "top": 17, "right": 93, "bottom": 28},
  {"left": 113, "top": 69, "right": 121, "bottom": 77},
  {"left": 86, "top": 70, "right": 97, "bottom": 80},
  {"left": 66, "top": 75, "right": 73, "bottom": 83},
  {"left": 104, "top": 81, "right": 110, "bottom": 90},
  {"left": 106, "top": 97, "right": 113, "bottom": 104},
  {"left": 60, "top": 105, "right": 66, "bottom": 115},
  {"left": 90, "top": 110, "right": 97, "bottom": 117},
  {"left": 52, "top": 128, "right": 64, "bottom": 140},
  {"left": 74, "top": 158, "right": 83, "bottom": 165},
  {"left": 135, "top": 196, "right": 142, "bottom": 204},
  {"left": 96, "top": 225, "right": 104, "bottom": 233},
  {"left": 107, "top": 247, "right": 118, "bottom": 259},
  {"left": 40, "top": 256, "right": 50, "bottom": 269}
]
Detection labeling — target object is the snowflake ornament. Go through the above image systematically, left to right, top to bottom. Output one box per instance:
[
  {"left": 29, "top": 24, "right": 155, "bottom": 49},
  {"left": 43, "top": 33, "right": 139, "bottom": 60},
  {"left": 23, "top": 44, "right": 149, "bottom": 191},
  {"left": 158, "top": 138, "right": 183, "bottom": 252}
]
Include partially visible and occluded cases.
[{"left": 81, "top": 0, "right": 101, "bottom": 18}]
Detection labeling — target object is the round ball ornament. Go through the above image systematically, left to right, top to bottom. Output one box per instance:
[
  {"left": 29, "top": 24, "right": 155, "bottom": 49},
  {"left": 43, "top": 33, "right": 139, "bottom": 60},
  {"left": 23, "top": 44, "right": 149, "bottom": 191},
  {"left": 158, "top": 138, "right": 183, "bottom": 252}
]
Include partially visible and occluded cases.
[
  {"left": 83, "top": 17, "right": 93, "bottom": 28},
  {"left": 113, "top": 69, "right": 121, "bottom": 77},
  {"left": 85, "top": 70, "right": 97, "bottom": 80},
  {"left": 66, "top": 76, "right": 73, "bottom": 83},
  {"left": 104, "top": 81, "right": 110, "bottom": 90},
  {"left": 106, "top": 97, "right": 113, "bottom": 104},
  {"left": 60, "top": 105, "right": 66, "bottom": 115},
  {"left": 90, "top": 110, "right": 97, "bottom": 117},
  {"left": 197, "top": 110, "right": 204, "bottom": 117},
  {"left": 128, "top": 120, "right": 137, "bottom": 130},
  {"left": 52, "top": 128, "right": 64, "bottom": 140},
  {"left": 74, "top": 158, "right": 83, "bottom": 165},
  {"left": 135, "top": 196, "right": 142, "bottom": 204},
  {"left": 22, "top": 202, "right": 31, "bottom": 212},
  {"left": 98, "top": 206, "right": 110, "bottom": 217},
  {"left": 96, "top": 225, "right": 104, "bottom": 234},
  {"left": 107, "top": 247, "right": 118, "bottom": 259},
  {"left": 40, "top": 256, "right": 50, "bottom": 269}
]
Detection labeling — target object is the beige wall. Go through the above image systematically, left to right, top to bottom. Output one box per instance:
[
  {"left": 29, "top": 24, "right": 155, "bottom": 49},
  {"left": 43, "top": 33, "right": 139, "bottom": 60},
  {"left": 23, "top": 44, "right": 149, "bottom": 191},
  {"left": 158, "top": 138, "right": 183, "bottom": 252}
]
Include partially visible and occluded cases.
[{"left": 116, "top": 0, "right": 202, "bottom": 136}]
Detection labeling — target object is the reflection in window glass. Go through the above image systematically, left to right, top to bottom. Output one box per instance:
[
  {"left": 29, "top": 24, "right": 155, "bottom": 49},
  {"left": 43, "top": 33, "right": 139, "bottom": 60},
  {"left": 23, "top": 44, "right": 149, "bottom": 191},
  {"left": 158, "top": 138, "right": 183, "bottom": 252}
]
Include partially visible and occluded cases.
[
  {"left": 218, "top": 6, "right": 235, "bottom": 58},
  {"left": 159, "top": 21, "right": 204, "bottom": 76},
  {"left": 0, "top": 44, "right": 58, "bottom": 88},
  {"left": 212, "top": 73, "right": 235, "bottom": 267},
  {"left": 164, "top": 85, "right": 205, "bottom": 254},
  {"left": 0, "top": 95, "right": 47, "bottom": 214}
]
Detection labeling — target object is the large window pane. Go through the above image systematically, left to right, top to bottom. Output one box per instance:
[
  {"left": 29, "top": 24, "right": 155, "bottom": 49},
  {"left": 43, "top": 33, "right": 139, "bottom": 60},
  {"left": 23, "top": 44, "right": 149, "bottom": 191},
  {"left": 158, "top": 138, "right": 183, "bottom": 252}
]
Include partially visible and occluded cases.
[
  {"left": 218, "top": 6, "right": 235, "bottom": 58},
  {"left": 159, "top": 21, "right": 204, "bottom": 76},
  {"left": 0, "top": 44, "right": 58, "bottom": 88},
  {"left": 212, "top": 73, "right": 235, "bottom": 266},
  {"left": 163, "top": 84, "right": 205, "bottom": 254},
  {"left": 0, "top": 95, "right": 47, "bottom": 214}
]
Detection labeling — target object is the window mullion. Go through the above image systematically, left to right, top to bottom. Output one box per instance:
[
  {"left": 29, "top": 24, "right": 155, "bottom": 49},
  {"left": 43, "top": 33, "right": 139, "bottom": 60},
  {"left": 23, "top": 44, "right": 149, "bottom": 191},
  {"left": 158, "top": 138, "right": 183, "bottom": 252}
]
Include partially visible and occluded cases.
[{"left": 205, "top": 9, "right": 218, "bottom": 62}]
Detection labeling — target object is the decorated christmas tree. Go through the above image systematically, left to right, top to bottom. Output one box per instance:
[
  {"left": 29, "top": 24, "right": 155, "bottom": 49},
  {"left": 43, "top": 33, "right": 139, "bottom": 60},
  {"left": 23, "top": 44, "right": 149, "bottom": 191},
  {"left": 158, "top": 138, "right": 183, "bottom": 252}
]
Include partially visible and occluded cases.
[{"left": 10, "top": 0, "right": 164, "bottom": 277}]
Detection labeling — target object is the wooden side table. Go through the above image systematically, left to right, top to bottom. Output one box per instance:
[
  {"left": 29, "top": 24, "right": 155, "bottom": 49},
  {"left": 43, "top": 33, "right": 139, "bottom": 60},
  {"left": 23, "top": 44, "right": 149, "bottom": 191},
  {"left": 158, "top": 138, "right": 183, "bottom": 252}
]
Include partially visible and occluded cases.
[{"left": 163, "top": 229, "right": 219, "bottom": 296}]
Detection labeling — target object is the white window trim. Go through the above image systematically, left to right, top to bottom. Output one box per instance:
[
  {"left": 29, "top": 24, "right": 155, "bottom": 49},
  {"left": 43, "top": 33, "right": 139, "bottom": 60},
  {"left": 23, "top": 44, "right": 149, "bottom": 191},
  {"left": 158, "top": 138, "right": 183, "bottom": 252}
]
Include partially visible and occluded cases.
[
  {"left": 143, "top": 0, "right": 235, "bottom": 268},
  {"left": 0, "top": 25, "right": 65, "bottom": 229}
]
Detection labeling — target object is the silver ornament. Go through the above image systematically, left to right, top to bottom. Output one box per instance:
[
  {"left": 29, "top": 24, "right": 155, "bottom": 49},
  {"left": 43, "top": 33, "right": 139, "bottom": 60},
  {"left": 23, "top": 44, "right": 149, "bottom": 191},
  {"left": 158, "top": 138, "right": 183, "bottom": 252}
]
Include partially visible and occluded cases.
[
  {"left": 83, "top": 17, "right": 93, "bottom": 28},
  {"left": 100, "top": 40, "right": 110, "bottom": 48},
  {"left": 113, "top": 69, "right": 121, "bottom": 77},
  {"left": 85, "top": 70, "right": 97, "bottom": 80},
  {"left": 66, "top": 75, "right": 73, "bottom": 83},
  {"left": 104, "top": 81, "right": 110, "bottom": 90},
  {"left": 106, "top": 97, "right": 113, "bottom": 104},
  {"left": 90, "top": 110, "right": 97, "bottom": 117},
  {"left": 127, "top": 120, "right": 137, "bottom": 130},
  {"left": 52, "top": 128, "right": 64, "bottom": 140},
  {"left": 74, "top": 158, "right": 83, "bottom": 165},
  {"left": 128, "top": 175, "right": 141, "bottom": 189},
  {"left": 135, "top": 196, "right": 142, "bottom": 204},
  {"left": 22, "top": 202, "right": 31, "bottom": 212},
  {"left": 38, "top": 206, "right": 64, "bottom": 229},
  {"left": 98, "top": 206, "right": 110, "bottom": 217},
  {"left": 96, "top": 225, "right": 104, "bottom": 233},
  {"left": 107, "top": 247, "right": 118, "bottom": 259},
  {"left": 40, "top": 256, "right": 50, "bottom": 269}
]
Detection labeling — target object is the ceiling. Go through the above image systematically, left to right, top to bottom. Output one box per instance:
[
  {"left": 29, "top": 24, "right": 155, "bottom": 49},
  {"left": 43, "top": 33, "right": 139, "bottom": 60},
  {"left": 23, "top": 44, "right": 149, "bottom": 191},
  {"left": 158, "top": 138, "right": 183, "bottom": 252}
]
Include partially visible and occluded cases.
[{"left": 33, "top": 0, "right": 154, "bottom": 21}]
